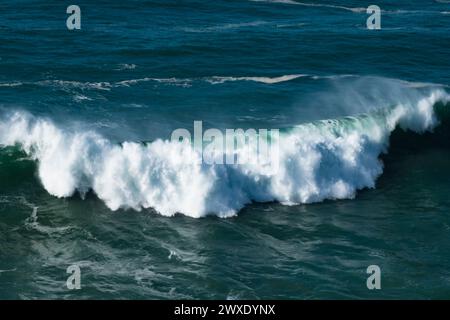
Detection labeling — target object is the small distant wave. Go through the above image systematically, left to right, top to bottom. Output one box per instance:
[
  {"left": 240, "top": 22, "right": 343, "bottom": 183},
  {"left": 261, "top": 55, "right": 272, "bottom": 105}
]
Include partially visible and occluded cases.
[
  {"left": 249, "top": 0, "right": 366, "bottom": 13},
  {"left": 250, "top": 0, "right": 440, "bottom": 14},
  {"left": 251, "top": 0, "right": 299, "bottom": 5},
  {"left": 182, "top": 21, "right": 269, "bottom": 33},
  {"left": 276, "top": 22, "right": 308, "bottom": 28},
  {"left": 115, "top": 64, "right": 137, "bottom": 71},
  {"left": 0, "top": 74, "right": 330, "bottom": 90},
  {"left": 1, "top": 74, "right": 448, "bottom": 92},
  {"left": 128, "top": 74, "right": 353, "bottom": 85},
  {"left": 205, "top": 74, "right": 308, "bottom": 84},
  {"left": 116, "top": 77, "right": 193, "bottom": 87},
  {"left": 0, "top": 80, "right": 112, "bottom": 91},
  {"left": 37, "top": 80, "right": 112, "bottom": 91},
  {"left": 0, "top": 82, "right": 23, "bottom": 87},
  {"left": 73, "top": 94, "right": 93, "bottom": 102}
]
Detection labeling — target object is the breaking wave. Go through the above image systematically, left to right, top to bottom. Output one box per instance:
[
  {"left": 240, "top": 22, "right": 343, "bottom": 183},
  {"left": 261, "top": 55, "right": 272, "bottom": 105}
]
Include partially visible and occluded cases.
[{"left": 0, "top": 85, "right": 449, "bottom": 218}]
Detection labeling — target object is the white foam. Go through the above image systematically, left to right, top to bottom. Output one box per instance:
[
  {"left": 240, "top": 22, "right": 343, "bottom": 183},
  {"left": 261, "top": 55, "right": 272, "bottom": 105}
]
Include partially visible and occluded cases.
[
  {"left": 249, "top": 0, "right": 365, "bottom": 13},
  {"left": 249, "top": 0, "right": 436, "bottom": 14},
  {"left": 182, "top": 21, "right": 269, "bottom": 33},
  {"left": 115, "top": 64, "right": 137, "bottom": 70},
  {"left": 0, "top": 74, "right": 361, "bottom": 90},
  {"left": 206, "top": 74, "right": 307, "bottom": 84},
  {"left": 116, "top": 77, "right": 192, "bottom": 87},
  {"left": 37, "top": 80, "right": 112, "bottom": 91},
  {"left": 0, "top": 82, "right": 23, "bottom": 87},
  {"left": 0, "top": 89, "right": 448, "bottom": 218}
]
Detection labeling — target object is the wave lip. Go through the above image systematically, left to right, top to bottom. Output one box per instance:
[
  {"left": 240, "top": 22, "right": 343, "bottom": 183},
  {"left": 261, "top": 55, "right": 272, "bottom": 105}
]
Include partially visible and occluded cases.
[
  {"left": 249, "top": 0, "right": 366, "bottom": 13},
  {"left": 250, "top": 0, "right": 441, "bottom": 14},
  {"left": 5, "top": 74, "right": 413, "bottom": 91},
  {"left": 206, "top": 74, "right": 307, "bottom": 84},
  {"left": 0, "top": 85, "right": 449, "bottom": 218}
]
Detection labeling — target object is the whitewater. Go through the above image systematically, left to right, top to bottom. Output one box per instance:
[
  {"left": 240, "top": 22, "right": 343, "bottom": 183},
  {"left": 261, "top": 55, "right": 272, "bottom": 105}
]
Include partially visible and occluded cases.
[{"left": 0, "top": 86, "right": 448, "bottom": 218}]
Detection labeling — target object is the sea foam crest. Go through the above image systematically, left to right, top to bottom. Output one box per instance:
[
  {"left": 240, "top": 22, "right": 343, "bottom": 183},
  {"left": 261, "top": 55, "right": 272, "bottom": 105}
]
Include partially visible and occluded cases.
[{"left": 0, "top": 90, "right": 448, "bottom": 217}]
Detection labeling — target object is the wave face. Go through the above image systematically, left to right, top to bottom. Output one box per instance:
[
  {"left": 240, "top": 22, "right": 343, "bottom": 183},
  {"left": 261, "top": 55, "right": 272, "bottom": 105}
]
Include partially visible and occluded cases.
[{"left": 0, "top": 89, "right": 448, "bottom": 218}]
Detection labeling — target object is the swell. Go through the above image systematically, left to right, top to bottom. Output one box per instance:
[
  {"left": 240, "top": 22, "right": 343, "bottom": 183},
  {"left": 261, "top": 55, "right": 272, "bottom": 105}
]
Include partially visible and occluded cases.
[
  {"left": 249, "top": 0, "right": 442, "bottom": 14},
  {"left": 249, "top": 0, "right": 366, "bottom": 13},
  {"left": 0, "top": 74, "right": 315, "bottom": 89},
  {"left": 2, "top": 74, "right": 447, "bottom": 90},
  {"left": 0, "top": 88, "right": 448, "bottom": 218}
]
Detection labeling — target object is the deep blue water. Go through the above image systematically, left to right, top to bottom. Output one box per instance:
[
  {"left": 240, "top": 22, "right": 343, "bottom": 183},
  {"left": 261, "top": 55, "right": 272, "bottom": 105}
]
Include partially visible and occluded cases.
[{"left": 0, "top": 0, "right": 450, "bottom": 299}]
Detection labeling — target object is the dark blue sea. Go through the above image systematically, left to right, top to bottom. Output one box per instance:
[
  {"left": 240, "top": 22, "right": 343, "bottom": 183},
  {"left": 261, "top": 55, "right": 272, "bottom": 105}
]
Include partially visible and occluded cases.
[{"left": 1, "top": 0, "right": 450, "bottom": 299}]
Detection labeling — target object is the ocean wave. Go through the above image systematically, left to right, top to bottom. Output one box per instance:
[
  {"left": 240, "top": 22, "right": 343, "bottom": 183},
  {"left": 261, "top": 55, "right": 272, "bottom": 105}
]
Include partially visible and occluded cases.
[
  {"left": 249, "top": 0, "right": 367, "bottom": 13},
  {"left": 250, "top": 0, "right": 439, "bottom": 14},
  {"left": 181, "top": 21, "right": 269, "bottom": 33},
  {"left": 115, "top": 64, "right": 137, "bottom": 71},
  {"left": 3, "top": 70, "right": 449, "bottom": 92},
  {"left": 0, "top": 74, "right": 328, "bottom": 90},
  {"left": 1, "top": 74, "right": 448, "bottom": 93},
  {"left": 205, "top": 74, "right": 308, "bottom": 84},
  {"left": 116, "top": 77, "right": 193, "bottom": 87},
  {"left": 0, "top": 82, "right": 448, "bottom": 218},
  {"left": 0, "top": 82, "right": 23, "bottom": 87}
]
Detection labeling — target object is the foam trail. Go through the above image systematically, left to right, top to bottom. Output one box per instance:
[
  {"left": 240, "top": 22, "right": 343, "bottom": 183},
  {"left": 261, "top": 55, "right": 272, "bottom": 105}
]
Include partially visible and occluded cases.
[
  {"left": 249, "top": 0, "right": 366, "bottom": 13},
  {"left": 250, "top": 0, "right": 436, "bottom": 14},
  {"left": 182, "top": 21, "right": 269, "bottom": 33},
  {"left": 0, "top": 74, "right": 370, "bottom": 89},
  {"left": 206, "top": 74, "right": 307, "bottom": 84},
  {"left": 0, "top": 89, "right": 448, "bottom": 218}
]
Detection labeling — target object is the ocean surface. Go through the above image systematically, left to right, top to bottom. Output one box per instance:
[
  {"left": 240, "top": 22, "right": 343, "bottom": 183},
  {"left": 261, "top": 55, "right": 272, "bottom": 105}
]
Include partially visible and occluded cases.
[{"left": 1, "top": 0, "right": 450, "bottom": 299}]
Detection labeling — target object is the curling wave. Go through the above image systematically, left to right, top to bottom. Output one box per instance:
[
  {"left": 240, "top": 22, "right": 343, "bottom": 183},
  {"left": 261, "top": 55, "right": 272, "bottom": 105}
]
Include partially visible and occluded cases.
[{"left": 0, "top": 89, "right": 448, "bottom": 218}]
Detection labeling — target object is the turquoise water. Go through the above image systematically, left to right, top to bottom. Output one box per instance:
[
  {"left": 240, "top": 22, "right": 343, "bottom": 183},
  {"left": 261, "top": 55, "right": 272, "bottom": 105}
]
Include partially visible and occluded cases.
[{"left": 1, "top": 0, "right": 450, "bottom": 299}]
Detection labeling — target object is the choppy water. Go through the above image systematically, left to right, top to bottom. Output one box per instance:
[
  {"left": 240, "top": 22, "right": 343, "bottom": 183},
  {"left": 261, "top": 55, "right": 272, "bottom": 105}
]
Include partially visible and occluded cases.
[{"left": 1, "top": 0, "right": 450, "bottom": 299}]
